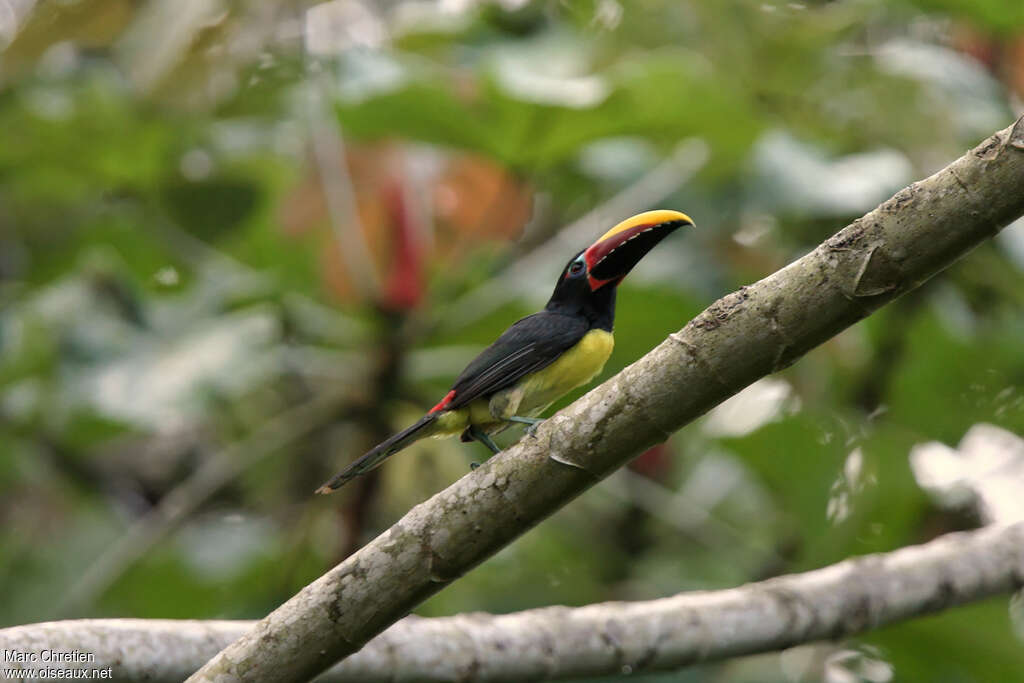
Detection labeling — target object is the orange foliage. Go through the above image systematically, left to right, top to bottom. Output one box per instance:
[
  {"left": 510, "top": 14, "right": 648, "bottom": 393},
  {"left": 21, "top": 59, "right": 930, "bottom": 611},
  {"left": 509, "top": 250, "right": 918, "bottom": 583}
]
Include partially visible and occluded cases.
[{"left": 280, "top": 142, "right": 532, "bottom": 309}]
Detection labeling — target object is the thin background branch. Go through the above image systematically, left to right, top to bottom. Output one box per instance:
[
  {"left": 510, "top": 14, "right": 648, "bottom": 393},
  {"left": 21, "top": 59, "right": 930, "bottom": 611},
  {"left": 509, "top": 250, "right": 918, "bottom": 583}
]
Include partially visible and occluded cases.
[{"left": 5, "top": 522, "right": 1022, "bottom": 682}]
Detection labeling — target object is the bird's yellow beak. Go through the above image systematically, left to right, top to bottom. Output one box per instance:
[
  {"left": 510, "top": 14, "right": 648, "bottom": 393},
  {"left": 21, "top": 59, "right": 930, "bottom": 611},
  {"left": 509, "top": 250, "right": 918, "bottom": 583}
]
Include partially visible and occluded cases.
[{"left": 583, "top": 210, "right": 694, "bottom": 290}]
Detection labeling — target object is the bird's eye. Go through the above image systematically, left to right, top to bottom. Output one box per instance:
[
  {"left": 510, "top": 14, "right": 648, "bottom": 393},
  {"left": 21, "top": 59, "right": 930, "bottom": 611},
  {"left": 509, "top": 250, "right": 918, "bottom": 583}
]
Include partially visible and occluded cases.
[{"left": 569, "top": 261, "right": 584, "bottom": 276}]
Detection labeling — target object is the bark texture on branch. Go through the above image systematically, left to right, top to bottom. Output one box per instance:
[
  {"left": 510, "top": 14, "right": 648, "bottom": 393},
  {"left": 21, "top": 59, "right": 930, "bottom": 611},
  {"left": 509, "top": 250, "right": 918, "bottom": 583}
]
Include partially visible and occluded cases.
[
  {"left": 187, "top": 118, "right": 1024, "bottom": 682},
  {"left": 4, "top": 524, "right": 1024, "bottom": 682}
]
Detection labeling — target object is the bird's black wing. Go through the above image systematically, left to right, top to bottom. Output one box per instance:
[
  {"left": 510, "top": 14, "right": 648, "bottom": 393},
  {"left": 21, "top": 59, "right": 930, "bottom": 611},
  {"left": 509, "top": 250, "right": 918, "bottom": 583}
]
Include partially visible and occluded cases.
[{"left": 446, "top": 311, "right": 589, "bottom": 410}]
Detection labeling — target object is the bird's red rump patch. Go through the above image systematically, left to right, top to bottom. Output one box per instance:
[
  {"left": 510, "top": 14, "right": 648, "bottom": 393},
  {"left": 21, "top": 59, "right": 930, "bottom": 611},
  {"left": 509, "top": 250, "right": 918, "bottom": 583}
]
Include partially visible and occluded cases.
[{"left": 429, "top": 390, "right": 457, "bottom": 414}]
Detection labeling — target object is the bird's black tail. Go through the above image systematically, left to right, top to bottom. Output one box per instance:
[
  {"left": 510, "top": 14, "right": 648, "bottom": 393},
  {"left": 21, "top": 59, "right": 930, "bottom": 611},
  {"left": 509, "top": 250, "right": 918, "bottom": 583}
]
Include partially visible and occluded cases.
[{"left": 316, "top": 414, "right": 438, "bottom": 494}]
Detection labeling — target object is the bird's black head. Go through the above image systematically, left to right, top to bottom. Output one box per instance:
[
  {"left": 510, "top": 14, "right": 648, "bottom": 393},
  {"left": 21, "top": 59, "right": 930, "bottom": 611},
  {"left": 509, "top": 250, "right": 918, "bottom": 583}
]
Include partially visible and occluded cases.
[{"left": 545, "top": 210, "right": 694, "bottom": 331}]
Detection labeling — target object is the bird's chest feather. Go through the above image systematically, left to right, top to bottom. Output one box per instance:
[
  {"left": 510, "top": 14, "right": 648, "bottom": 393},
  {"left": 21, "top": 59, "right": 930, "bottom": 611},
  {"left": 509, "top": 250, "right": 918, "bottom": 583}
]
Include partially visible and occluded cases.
[
  {"left": 509, "top": 328, "right": 614, "bottom": 414},
  {"left": 444, "top": 329, "right": 615, "bottom": 430}
]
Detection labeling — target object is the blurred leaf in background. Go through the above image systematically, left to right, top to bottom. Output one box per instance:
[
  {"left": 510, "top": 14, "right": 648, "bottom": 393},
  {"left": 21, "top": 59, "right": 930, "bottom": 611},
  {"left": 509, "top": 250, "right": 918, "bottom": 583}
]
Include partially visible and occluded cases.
[{"left": 1, "top": 1, "right": 1023, "bottom": 681}]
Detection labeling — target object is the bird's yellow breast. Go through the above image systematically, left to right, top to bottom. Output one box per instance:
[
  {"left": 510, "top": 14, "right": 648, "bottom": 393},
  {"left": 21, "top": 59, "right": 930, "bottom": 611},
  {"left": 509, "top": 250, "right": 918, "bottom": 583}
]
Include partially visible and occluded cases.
[
  {"left": 433, "top": 328, "right": 614, "bottom": 435},
  {"left": 512, "top": 328, "right": 614, "bottom": 415}
]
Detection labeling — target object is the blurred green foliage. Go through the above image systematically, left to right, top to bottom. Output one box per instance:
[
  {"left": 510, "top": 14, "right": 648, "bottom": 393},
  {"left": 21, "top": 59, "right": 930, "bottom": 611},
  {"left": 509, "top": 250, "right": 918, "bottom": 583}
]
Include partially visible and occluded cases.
[{"left": 2, "top": 1, "right": 1024, "bottom": 681}]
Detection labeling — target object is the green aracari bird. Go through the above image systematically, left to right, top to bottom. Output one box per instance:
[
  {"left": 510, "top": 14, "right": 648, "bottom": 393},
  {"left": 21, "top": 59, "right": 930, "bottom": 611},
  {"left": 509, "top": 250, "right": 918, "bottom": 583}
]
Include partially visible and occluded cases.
[{"left": 317, "top": 209, "right": 694, "bottom": 493}]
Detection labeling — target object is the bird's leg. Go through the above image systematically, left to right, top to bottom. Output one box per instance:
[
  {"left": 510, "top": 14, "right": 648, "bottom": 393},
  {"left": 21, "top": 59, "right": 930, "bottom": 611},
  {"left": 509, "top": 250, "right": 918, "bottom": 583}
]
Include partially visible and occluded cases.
[
  {"left": 506, "top": 415, "right": 544, "bottom": 437},
  {"left": 467, "top": 425, "right": 502, "bottom": 456},
  {"left": 460, "top": 429, "right": 481, "bottom": 469}
]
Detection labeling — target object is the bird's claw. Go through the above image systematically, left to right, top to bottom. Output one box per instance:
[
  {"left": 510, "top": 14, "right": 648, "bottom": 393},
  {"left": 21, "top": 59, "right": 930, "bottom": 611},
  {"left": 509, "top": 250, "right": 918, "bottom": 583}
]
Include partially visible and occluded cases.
[
  {"left": 526, "top": 420, "right": 544, "bottom": 438},
  {"left": 470, "top": 461, "right": 480, "bottom": 470}
]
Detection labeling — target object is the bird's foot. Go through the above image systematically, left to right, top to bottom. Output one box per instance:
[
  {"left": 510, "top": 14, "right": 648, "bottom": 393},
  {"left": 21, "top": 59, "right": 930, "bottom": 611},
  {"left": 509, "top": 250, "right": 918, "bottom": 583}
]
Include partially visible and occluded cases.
[
  {"left": 507, "top": 416, "right": 544, "bottom": 438},
  {"left": 466, "top": 425, "right": 502, "bottom": 455},
  {"left": 470, "top": 461, "right": 480, "bottom": 470}
]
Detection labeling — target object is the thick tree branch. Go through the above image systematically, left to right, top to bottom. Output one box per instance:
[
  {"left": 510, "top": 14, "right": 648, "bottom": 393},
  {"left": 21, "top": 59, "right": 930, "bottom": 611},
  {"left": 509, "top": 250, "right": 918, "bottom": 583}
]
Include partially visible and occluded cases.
[
  {"left": 186, "top": 118, "right": 1024, "bottom": 682},
  {"left": 4, "top": 523, "right": 1023, "bottom": 682}
]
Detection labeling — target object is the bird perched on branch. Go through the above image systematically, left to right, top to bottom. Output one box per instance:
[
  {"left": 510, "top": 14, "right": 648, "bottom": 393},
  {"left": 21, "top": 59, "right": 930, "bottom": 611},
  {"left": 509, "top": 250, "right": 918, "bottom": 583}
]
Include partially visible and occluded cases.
[{"left": 317, "top": 209, "right": 694, "bottom": 493}]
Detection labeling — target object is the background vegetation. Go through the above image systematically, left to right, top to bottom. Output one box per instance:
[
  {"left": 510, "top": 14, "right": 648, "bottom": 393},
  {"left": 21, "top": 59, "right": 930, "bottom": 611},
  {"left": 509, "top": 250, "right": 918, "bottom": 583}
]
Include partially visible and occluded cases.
[{"left": 2, "top": 1, "right": 1023, "bottom": 680}]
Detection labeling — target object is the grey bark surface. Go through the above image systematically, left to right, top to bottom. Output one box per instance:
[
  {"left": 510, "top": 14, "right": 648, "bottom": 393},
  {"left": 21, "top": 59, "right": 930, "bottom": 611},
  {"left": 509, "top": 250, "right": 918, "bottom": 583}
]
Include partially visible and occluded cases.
[
  {"left": 183, "top": 117, "right": 1024, "bottom": 682},
  {"left": 4, "top": 523, "right": 1023, "bottom": 682}
]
